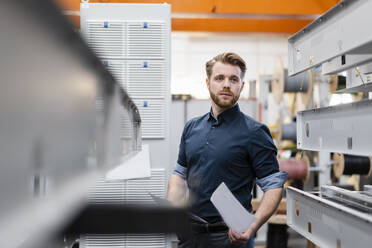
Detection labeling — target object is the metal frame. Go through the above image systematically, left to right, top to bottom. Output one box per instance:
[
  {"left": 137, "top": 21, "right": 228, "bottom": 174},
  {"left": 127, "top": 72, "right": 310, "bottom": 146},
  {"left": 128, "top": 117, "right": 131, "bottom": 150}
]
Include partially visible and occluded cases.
[
  {"left": 288, "top": 0, "right": 372, "bottom": 76},
  {"left": 0, "top": 1, "right": 144, "bottom": 247},
  {"left": 322, "top": 54, "right": 372, "bottom": 75},
  {"left": 336, "top": 64, "right": 372, "bottom": 93},
  {"left": 337, "top": 82, "right": 372, "bottom": 93},
  {"left": 297, "top": 99, "right": 372, "bottom": 156},
  {"left": 320, "top": 185, "right": 372, "bottom": 213},
  {"left": 364, "top": 185, "right": 372, "bottom": 198},
  {"left": 365, "top": 185, "right": 372, "bottom": 192},
  {"left": 287, "top": 186, "right": 372, "bottom": 248}
]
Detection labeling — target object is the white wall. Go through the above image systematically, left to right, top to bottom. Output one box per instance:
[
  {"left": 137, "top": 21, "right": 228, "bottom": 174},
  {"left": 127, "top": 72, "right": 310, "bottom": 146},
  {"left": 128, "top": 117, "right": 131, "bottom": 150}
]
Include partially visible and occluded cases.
[{"left": 171, "top": 32, "right": 289, "bottom": 98}]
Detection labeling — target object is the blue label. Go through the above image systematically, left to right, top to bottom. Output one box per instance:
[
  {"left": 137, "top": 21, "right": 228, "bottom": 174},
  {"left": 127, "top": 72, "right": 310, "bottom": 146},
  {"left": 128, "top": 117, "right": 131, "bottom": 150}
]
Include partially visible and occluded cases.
[
  {"left": 104, "top": 22, "right": 108, "bottom": 28},
  {"left": 143, "top": 22, "right": 148, "bottom": 28},
  {"left": 103, "top": 61, "right": 108, "bottom": 67},
  {"left": 143, "top": 61, "right": 148, "bottom": 68},
  {"left": 143, "top": 101, "right": 148, "bottom": 107}
]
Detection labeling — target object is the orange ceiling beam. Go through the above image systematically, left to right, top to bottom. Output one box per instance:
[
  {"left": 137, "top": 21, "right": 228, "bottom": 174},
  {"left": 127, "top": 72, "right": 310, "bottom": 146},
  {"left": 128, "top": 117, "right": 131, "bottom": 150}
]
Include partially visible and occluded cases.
[
  {"left": 56, "top": 0, "right": 340, "bottom": 33},
  {"left": 56, "top": 0, "right": 340, "bottom": 14},
  {"left": 213, "top": 0, "right": 340, "bottom": 15},
  {"left": 172, "top": 18, "right": 313, "bottom": 33}
]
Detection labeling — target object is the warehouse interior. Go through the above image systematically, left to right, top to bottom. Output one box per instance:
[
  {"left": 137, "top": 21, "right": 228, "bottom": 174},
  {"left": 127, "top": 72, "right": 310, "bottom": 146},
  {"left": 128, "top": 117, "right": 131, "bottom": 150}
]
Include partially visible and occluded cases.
[{"left": 1, "top": 0, "right": 372, "bottom": 247}]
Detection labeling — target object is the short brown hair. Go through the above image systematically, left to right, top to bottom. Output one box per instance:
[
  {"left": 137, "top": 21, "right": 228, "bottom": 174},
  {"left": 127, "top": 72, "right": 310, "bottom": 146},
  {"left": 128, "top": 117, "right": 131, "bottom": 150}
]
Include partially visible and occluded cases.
[{"left": 206, "top": 52, "right": 246, "bottom": 79}]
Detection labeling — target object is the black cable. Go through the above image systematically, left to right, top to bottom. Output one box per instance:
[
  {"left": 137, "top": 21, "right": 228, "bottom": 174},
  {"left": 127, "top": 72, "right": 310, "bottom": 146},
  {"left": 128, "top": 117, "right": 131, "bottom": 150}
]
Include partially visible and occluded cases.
[{"left": 343, "top": 155, "right": 370, "bottom": 176}]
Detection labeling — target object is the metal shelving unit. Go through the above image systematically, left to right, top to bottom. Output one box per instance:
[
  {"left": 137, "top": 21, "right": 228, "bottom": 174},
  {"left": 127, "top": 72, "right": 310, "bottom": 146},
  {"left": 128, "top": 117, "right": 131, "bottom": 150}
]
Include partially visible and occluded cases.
[
  {"left": 286, "top": 0, "right": 372, "bottom": 246},
  {"left": 288, "top": 0, "right": 372, "bottom": 76},
  {"left": 297, "top": 99, "right": 372, "bottom": 156},
  {"left": 287, "top": 186, "right": 372, "bottom": 248}
]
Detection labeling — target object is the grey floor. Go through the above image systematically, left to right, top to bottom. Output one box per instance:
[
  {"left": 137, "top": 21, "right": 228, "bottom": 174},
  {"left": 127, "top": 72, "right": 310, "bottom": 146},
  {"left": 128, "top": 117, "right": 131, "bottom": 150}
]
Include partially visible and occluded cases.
[{"left": 287, "top": 227, "right": 307, "bottom": 248}]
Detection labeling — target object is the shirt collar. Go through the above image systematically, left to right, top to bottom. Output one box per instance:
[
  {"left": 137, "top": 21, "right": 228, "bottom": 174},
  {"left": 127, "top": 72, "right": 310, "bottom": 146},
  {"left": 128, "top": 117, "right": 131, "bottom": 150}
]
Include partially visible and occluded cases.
[{"left": 208, "top": 104, "right": 240, "bottom": 123}]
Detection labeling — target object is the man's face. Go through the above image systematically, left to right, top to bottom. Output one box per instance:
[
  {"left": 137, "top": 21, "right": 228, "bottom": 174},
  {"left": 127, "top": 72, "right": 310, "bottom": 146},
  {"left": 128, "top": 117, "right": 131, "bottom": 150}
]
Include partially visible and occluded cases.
[{"left": 206, "top": 61, "right": 245, "bottom": 109}]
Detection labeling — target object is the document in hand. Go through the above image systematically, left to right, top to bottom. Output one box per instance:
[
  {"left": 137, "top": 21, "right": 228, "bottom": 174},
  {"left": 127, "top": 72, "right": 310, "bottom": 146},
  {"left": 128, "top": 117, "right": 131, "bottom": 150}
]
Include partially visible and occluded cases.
[{"left": 211, "top": 182, "right": 256, "bottom": 234}]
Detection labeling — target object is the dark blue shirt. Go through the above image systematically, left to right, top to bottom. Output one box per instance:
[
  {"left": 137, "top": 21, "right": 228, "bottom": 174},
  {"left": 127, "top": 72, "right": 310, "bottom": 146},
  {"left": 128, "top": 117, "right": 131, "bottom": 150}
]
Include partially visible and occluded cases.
[{"left": 173, "top": 104, "right": 287, "bottom": 222}]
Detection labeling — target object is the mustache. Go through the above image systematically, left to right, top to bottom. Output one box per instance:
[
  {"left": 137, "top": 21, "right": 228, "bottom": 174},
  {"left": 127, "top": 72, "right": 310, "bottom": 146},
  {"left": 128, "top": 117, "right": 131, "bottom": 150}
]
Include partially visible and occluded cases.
[{"left": 218, "top": 90, "right": 233, "bottom": 94}]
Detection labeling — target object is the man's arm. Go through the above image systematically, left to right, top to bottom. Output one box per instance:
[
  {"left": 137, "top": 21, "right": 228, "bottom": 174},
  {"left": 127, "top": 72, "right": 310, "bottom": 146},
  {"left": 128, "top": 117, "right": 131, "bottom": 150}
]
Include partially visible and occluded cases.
[
  {"left": 229, "top": 124, "right": 287, "bottom": 244},
  {"left": 167, "top": 174, "right": 188, "bottom": 207},
  {"left": 228, "top": 187, "right": 283, "bottom": 245}
]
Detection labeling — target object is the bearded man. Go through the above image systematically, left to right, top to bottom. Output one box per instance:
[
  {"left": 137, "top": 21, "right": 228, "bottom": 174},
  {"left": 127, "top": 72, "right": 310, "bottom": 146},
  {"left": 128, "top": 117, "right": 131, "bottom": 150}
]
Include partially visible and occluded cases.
[{"left": 167, "top": 52, "right": 287, "bottom": 248}]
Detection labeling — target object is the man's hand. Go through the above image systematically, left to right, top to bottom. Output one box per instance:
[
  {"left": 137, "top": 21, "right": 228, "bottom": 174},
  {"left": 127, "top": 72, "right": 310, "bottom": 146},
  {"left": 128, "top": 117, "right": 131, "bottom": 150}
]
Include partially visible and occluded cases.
[
  {"left": 228, "top": 188, "right": 283, "bottom": 245},
  {"left": 228, "top": 227, "right": 255, "bottom": 245}
]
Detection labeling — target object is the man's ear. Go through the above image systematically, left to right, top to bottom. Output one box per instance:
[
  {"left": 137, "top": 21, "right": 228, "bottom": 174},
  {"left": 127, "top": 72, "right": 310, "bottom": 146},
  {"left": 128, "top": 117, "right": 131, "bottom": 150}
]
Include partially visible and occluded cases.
[
  {"left": 206, "top": 78, "right": 210, "bottom": 89},
  {"left": 240, "top": 81, "right": 245, "bottom": 93}
]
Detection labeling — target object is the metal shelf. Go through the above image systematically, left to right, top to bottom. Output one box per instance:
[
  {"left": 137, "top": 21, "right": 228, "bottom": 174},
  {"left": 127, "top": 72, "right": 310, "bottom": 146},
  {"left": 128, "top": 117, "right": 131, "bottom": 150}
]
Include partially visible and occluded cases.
[
  {"left": 288, "top": 0, "right": 372, "bottom": 76},
  {"left": 288, "top": 0, "right": 372, "bottom": 246},
  {"left": 322, "top": 54, "right": 372, "bottom": 75},
  {"left": 297, "top": 98, "right": 372, "bottom": 156},
  {"left": 287, "top": 186, "right": 372, "bottom": 248},
  {"left": 321, "top": 186, "right": 372, "bottom": 213}
]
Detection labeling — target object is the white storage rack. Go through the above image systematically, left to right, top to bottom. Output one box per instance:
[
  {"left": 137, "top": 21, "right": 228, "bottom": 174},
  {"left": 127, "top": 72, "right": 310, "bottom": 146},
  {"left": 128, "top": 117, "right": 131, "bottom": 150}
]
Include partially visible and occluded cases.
[
  {"left": 286, "top": 0, "right": 372, "bottom": 247},
  {"left": 80, "top": 3, "right": 171, "bottom": 248},
  {"left": 81, "top": 4, "right": 170, "bottom": 140}
]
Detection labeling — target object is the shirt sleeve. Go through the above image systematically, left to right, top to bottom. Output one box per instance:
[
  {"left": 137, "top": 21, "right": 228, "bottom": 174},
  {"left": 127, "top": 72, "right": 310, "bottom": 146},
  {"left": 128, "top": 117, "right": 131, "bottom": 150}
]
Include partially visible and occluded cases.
[
  {"left": 172, "top": 121, "right": 189, "bottom": 178},
  {"left": 176, "top": 123, "right": 188, "bottom": 168},
  {"left": 249, "top": 124, "right": 287, "bottom": 191},
  {"left": 172, "top": 163, "right": 187, "bottom": 179},
  {"left": 256, "top": 171, "right": 288, "bottom": 192}
]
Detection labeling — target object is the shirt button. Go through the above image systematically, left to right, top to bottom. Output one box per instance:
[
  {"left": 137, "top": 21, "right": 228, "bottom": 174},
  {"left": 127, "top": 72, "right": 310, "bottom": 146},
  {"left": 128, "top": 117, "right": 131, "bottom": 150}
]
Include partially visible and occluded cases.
[{"left": 206, "top": 142, "right": 209, "bottom": 145}]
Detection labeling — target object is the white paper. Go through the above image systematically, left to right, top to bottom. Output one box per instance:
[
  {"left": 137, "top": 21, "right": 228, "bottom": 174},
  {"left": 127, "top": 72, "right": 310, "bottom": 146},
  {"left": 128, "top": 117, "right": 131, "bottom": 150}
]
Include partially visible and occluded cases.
[
  {"left": 105, "top": 144, "right": 151, "bottom": 180},
  {"left": 211, "top": 182, "right": 256, "bottom": 233}
]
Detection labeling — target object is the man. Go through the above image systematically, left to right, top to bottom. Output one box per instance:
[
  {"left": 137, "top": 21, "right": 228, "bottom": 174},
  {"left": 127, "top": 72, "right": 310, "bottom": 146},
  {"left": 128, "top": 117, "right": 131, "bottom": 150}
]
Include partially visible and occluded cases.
[{"left": 168, "top": 52, "right": 287, "bottom": 248}]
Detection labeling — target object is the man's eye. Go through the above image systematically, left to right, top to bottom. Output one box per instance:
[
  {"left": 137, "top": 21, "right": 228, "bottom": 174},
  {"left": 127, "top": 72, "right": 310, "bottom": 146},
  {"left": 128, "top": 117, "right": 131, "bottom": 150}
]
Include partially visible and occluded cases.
[
  {"left": 216, "top": 76, "right": 224, "bottom": 81},
  {"left": 231, "top": 77, "right": 239, "bottom": 83}
]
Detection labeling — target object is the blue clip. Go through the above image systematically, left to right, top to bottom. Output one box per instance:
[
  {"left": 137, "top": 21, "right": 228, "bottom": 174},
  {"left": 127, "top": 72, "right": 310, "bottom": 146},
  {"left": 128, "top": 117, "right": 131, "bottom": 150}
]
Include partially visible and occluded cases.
[
  {"left": 104, "top": 22, "right": 108, "bottom": 28},
  {"left": 143, "top": 22, "right": 148, "bottom": 28},
  {"left": 103, "top": 61, "right": 108, "bottom": 67},
  {"left": 143, "top": 62, "right": 148, "bottom": 68},
  {"left": 143, "top": 101, "right": 148, "bottom": 107}
]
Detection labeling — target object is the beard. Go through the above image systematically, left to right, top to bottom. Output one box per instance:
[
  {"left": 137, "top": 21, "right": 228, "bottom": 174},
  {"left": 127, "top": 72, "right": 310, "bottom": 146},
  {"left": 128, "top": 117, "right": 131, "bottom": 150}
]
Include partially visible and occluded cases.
[{"left": 209, "top": 89, "right": 240, "bottom": 109}]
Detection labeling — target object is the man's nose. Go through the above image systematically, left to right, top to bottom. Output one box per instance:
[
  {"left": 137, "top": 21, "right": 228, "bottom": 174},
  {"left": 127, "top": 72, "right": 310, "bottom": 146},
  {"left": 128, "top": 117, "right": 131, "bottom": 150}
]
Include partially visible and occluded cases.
[{"left": 222, "top": 78, "right": 231, "bottom": 88}]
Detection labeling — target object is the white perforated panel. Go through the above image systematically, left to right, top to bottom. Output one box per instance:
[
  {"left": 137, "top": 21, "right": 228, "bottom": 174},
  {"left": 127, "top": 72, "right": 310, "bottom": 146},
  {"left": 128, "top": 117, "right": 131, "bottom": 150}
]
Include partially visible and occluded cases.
[
  {"left": 81, "top": 4, "right": 170, "bottom": 247},
  {"left": 83, "top": 19, "right": 168, "bottom": 141},
  {"left": 86, "top": 21, "right": 125, "bottom": 59},
  {"left": 127, "top": 21, "right": 165, "bottom": 59},
  {"left": 101, "top": 60, "right": 132, "bottom": 140},
  {"left": 104, "top": 60, "right": 126, "bottom": 90},
  {"left": 127, "top": 60, "right": 165, "bottom": 98},
  {"left": 133, "top": 99, "right": 165, "bottom": 139},
  {"left": 120, "top": 108, "right": 133, "bottom": 139},
  {"left": 82, "top": 169, "right": 167, "bottom": 248},
  {"left": 87, "top": 169, "right": 165, "bottom": 204},
  {"left": 125, "top": 169, "right": 166, "bottom": 203},
  {"left": 88, "top": 180, "right": 125, "bottom": 204},
  {"left": 81, "top": 234, "right": 166, "bottom": 248},
  {"left": 81, "top": 234, "right": 126, "bottom": 248},
  {"left": 126, "top": 234, "right": 166, "bottom": 248}
]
